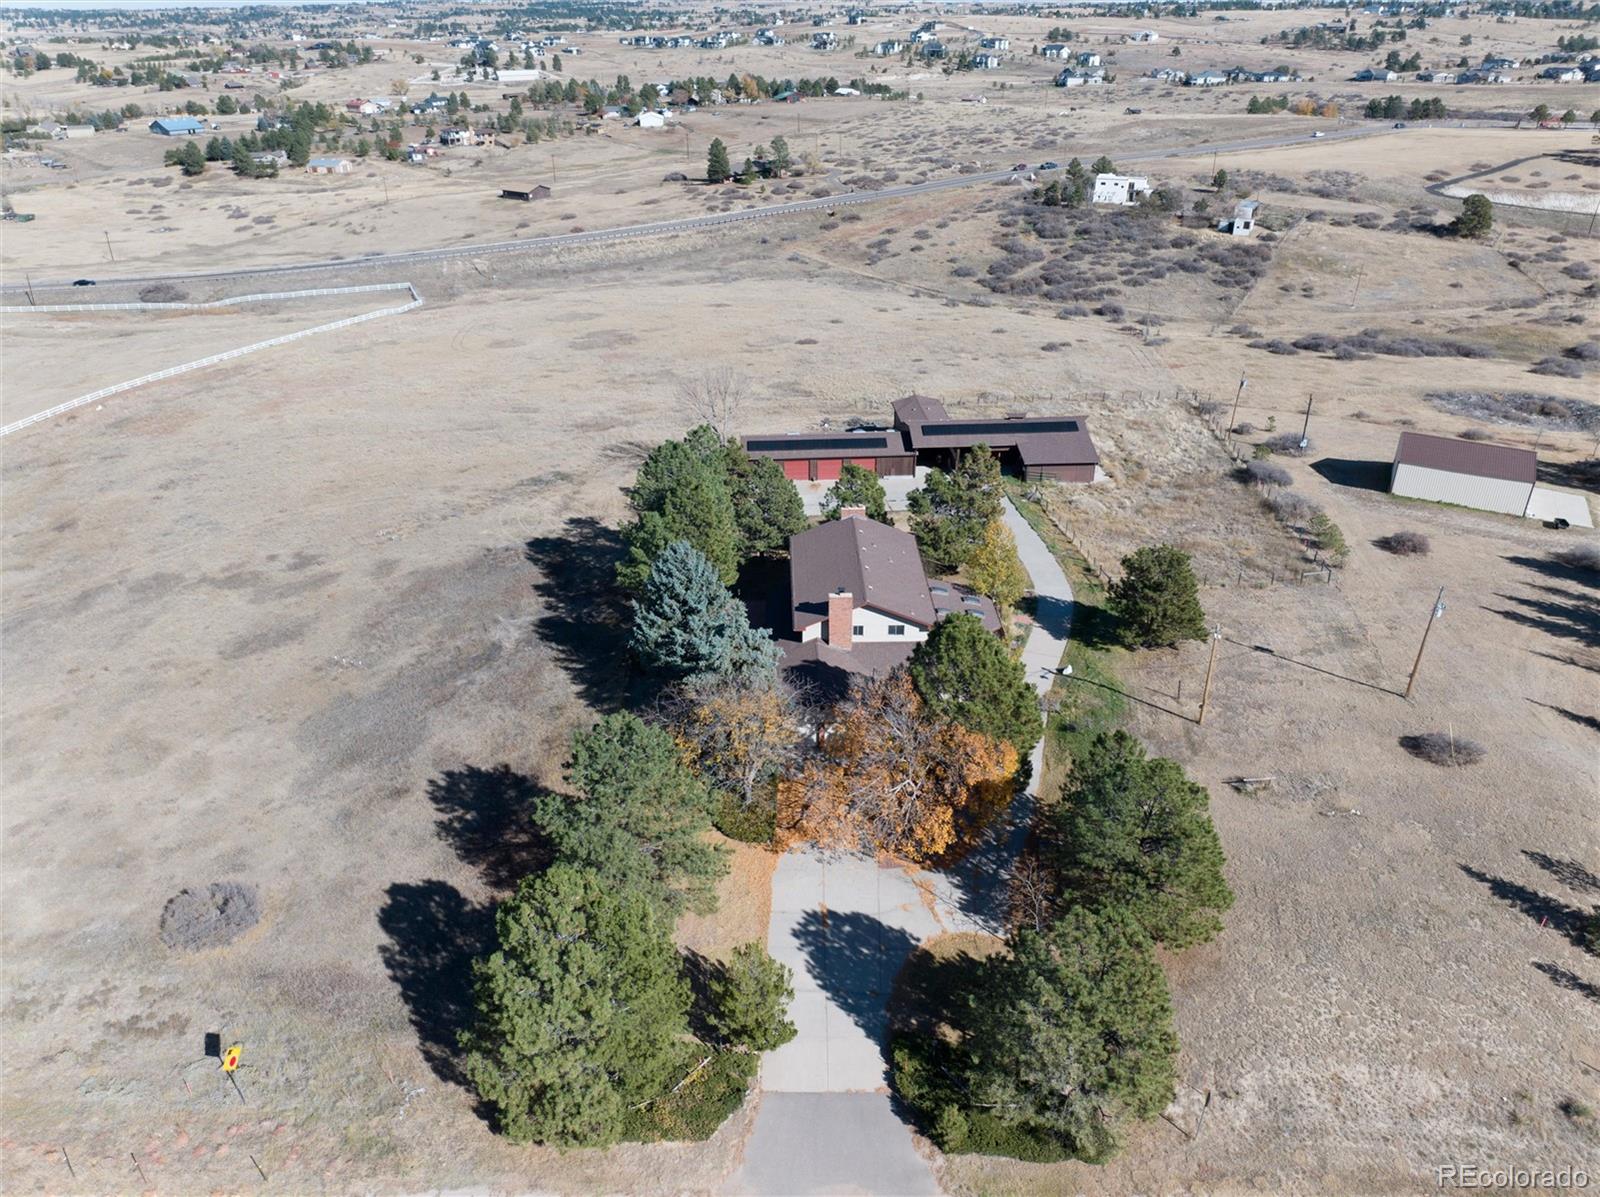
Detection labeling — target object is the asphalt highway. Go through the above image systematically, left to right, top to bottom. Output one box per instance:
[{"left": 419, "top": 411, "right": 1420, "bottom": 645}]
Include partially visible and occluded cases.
[{"left": 4, "top": 125, "right": 1389, "bottom": 293}]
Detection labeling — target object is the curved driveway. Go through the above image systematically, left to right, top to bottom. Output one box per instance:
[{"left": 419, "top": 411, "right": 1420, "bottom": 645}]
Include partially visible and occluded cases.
[{"left": 8, "top": 126, "right": 1389, "bottom": 293}]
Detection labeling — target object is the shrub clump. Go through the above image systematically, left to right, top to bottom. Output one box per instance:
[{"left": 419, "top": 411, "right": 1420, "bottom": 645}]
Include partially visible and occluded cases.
[
  {"left": 1263, "top": 432, "right": 1313, "bottom": 457},
  {"left": 1242, "top": 460, "right": 1292, "bottom": 489},
  {"left": 1375, "top": 531, "right": 1431, "bottom": 556},
  {"left": 1553, "top": 543, "right": 1600, "bottom": 572},
  {"left": 1399, "top": 732, "right": 1486, "bottom": 768}
]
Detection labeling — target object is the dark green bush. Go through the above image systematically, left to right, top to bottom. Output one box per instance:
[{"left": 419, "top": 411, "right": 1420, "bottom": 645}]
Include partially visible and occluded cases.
[
  {"left": 713, "top": 789, "right": 775, "bottom": 845},
  {"left": 889, "top": 1036, "right": 1071, "bottom": 1162},
  {"left": 622, "top": 1047, "right": 757, "bottom": 1142}
]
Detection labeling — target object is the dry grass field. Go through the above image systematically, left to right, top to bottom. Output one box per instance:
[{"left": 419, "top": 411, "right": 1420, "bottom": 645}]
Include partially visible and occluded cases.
[{"left": 3, "top": 4, "right": 1598, "bottom": 1194}]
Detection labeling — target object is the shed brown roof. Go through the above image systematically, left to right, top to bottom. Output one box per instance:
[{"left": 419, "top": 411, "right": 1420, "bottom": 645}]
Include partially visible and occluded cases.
[
  {"left": 893, "top": 401, "right": 1100, "bottom": 467},
  {"left": 1394, "top": 431, "right": 1535, "bottom": 484}
]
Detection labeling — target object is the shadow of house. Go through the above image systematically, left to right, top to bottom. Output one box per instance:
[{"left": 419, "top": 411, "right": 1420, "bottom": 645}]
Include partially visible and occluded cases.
[
  {"left": 1310, "top": 457, "right": 1391, "bottom": 493},
  {"left": 524, "top": 516, "right": 633, "bottom": 710},
  {"left": 426, "top": 764, "right": 554, "bottom": 892},
  {"left": 1458, "top": 863, "right": 1597, "bottom": 955},
  {"left": 377, "top": 880, "right": 495, "bottom": 1087},
  {"left": 793, "top": 909, "right": 918, "bottom": 1045}
]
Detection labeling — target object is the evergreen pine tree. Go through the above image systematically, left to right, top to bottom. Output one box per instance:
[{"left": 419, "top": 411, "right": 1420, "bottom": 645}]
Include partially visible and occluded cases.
[
  {"left": 707, "top": 136, "right": 732, "bottom": 183},
  {"left": 725, "top": 443, "right": 807, "bottom": 557},
  {"left": 907, "top": 445, "right": 1004, "bottom": 572},
  {"left": 820, "top": 463, "right": 890, "bottom": 522},
  {"left": 630, "top": 540, "right": 779, "bottom": 683},
  {"left": 1106, "top": 544, "right": 1208, "bottom": 648},
  {"left": 909, "top": 612, "right": 1041, "bottom": 754},
  {"left": 539, "top": 713, "right": 727, "bottom": 915},
  {"left": 1046, "top": 730, "right": 1233, "bottom": 948},
  {"left": 460, "top": 865, "right": 691, "bottom": 1146},
  {"left": 963, "top": 905, "right": 1178, "bottom": 1162},
  {"left": 707, "top": 943, "right": 798, "bottom": 1051}
]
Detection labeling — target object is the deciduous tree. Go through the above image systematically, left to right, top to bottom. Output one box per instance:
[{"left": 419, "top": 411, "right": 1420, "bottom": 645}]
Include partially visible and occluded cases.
[
  {"left": 965, "top": 518, "right": 1029, "bottom": 614},
  {"left": 786, "top": 670, "right": 1017, "bottom": 862},
  {"left": 661, "top": 675, "right": 807, "bottom": 810},
  {"left": 540, "top": 712, "right": 727, "bottom": 915},
  {"left": 1045, "top": 730, "right": 1233, "bottom": 948},
  {"left": 460, "top": 865, "right": 691, "bottom": 1146},
  {"left": 963, "top": 906, "right": 1178, "bottom": 1162}
]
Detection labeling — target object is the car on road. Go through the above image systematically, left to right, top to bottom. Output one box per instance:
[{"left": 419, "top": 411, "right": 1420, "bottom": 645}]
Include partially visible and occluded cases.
[
  {"left": 1124, "top": 107, "right": 1143, "bottom": 114},
  {"left": 1393, "top": 121, "right": 1406, "bottom": 128},
  {"left": 1310, "top": 131, "right": 1325, "bottom": 139},
  {"left": 1039, "top": 160, "right": 1060, "bottom": 170},
  {"left": 1011, "top": 162, "right": 1028, "bottom": 171},
  {"left": 71, "top": 279, "right": 95, "bottom": 286}
]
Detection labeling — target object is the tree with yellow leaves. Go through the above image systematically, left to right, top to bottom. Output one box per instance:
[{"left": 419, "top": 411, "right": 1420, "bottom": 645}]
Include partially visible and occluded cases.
[
  {"left": 965, "top": 518, "right": 1029, "bottom": 615},
  {"left": 784, "top": 670, "right": 1017, "bottom": 863},
  {"left": 661, "top": 677, "right": 807, "bottom": 812}
]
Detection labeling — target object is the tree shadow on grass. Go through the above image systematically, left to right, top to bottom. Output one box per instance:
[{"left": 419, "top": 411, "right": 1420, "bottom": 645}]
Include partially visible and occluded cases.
[
  {"left": 524, "top": 516, "right": 633, "bottom": 711},
  {"left": 1504, "top": 554, "right": 1600, "bottom": 590},
  {"left": 1483, "top": 590, "right": 1600, "bottom": 650},
  {"left": 1067, "top": 599, "right": 1121, "bottom": 651},
  {"left": 1527, "top": 698, "right": 1600, "bottom": 735},
  {"left": 426, "top": 764, "right": 555, "bottom": 893},
  {"left": 1522, "top": 850, "right": 1600, "bottom": 895},
  {"left": 1458, "top": 864, "right": 1597, "bottom": 956},
  {"left": 377, "top": 880, "right": 495, "bottom": 1089},
  {"left": 792, "top": 909, "right": 918, "bottom": 1046},
  {"left": 1532, "top": 961, "right": 1600, "bottom": 1005}
]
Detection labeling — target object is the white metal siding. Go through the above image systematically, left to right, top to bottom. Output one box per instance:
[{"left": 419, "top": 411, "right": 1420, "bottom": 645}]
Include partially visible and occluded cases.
[{"left": 1390, "top": 462, "right": 1531, "bottom": 516}]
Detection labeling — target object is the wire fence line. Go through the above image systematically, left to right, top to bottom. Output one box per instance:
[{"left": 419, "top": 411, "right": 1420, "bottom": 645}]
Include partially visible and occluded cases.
[{"left": 0, "top": 284, "right": 423, "bottom": 438}]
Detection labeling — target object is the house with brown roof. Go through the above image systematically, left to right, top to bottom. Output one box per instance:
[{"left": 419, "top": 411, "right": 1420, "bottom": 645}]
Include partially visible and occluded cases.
[
  {"left": 741, "top": 395, "right": 1100, "bottom": 485},
  {"left": 892, "top": 395, "right": 1099, "bottom": 482},
  {"left": 1389, "top": 431, "right": 1537, "bottom": 517},
  {"left": 778, "top": 509, "right": 999, "bottom": 692}
]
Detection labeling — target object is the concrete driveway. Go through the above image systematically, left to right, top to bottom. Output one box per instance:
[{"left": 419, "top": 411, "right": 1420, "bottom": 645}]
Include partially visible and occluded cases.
[{"left": 726, "top": 496, "right": 1074, "bottom": 1196}]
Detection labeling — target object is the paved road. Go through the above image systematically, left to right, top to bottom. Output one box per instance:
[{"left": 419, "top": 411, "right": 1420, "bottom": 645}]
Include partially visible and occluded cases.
[
  {"left": 6, "top": 126, "right": 1387, "bottom": 293},
  {"left": 730, "top": 497, "right": 1075, "bottom": 1196}
]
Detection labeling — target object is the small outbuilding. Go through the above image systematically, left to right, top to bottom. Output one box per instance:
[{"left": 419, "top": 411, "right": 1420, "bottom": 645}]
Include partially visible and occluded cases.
[
  {"left": 635, "top": 110, "right": 665, "bottom": 129},
  {"left": 149, "top": 116, "right": 206, "bottom": 136},
  {"left": 307, "top": 157, "right": 353, "bottom": 174},
  {"left": 1091, "top": 173, "right": 1152, "bottom": 206},
  {"left": 499, "top": 184, "right": 551, "bottom": 201},
  {"left": 1224, "top": 199, "right": 1260, "bottom": 236},
  {"left": 1389, "top": 431, "right": 1537, "bottom": 517}
]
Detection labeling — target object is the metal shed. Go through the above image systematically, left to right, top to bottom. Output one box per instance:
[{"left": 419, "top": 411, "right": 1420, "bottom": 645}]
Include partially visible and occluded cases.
[{"left": 1389, "top": 432, "right": 1536, "bottom": 517}]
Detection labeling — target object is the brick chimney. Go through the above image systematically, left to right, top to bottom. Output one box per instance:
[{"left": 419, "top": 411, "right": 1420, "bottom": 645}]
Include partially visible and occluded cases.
[
  {"left": 839, "top": 505, "right": 867, "bottom": 520},
  {"left": 826, "top": 589, "right": 854, "bottom": 649}
]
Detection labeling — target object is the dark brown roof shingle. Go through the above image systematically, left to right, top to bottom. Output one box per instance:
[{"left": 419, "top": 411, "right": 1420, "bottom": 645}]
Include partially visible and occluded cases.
[{"left": 1394, "top": 431, "right": 1536, "bottom": 484}]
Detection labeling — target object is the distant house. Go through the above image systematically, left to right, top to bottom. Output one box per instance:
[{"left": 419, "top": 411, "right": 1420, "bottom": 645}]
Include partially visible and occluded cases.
[
  {"left": 1131, "top": 30, "right": 1161, "bottom": 43},
  {"left": 811, "top": 31, "right": 836, "bottom": 49},
  {"left": 980, "top": 36, "right": 1010, "bottom": 51},
  {"left": 872, "top": 40, "right": 905, "bottom": 55},
  {"left": 922, "top": 40, "right": 947, "bottom": 59},
  {"left": 1040, "top": 43, "right": 1069, "bottom": 59},
  {"left": 1077, "top": 50, "right": 1101, "bottom": 66},
  {"left": 972, "top": 52, "right": 1003, "bottom": 69},
  {"left": 1483, "top": 55, "right": 1520, "bottom": 70},
  {"left": 1542, "top": 65, "right": 1581, "bottom": 82},
  {"left": 1151, "top": 66, "right": 1186, "bottom": 82},
  {"left": 1353, "top": 67, "right": 1397, "bottom": 82},
  {"left": 1055, "top": 68, "right": 1103, "bottom": 87},
  {"left": 1417, "top": 69, "right": 1456, "bottom": 83},
  {"left": 1187, "top": 70, "right": 1228, "bottom": 86},
  {"left": 834, "top": 86, "right": 861, "bottom": 95},
  {"left": 772, "top": 89, "right": 801, "bottom": 102},
  {"left": 346, "top": 98, "right": 381, "bottom": 115},
  {"left": 636, "top": 110, "right": 665, "bottom": 128},
  {"left": 149, "top": 116, "right": 205, "bottom": 136},
  {"left": 59, "top": 124, "right": 96, "bottom": 139},
  {"left": 439, "top": 127, "right": 474, "bottom": 145},
  {"left": 250, "top": 149, "right": 288, "bottom": 165},
  {"left": 307, "top": 157, "right": 352, "bottom": 174},
  {"left": 1092, "top": 172, "right": 1152, "bottom": 205},
  {"left": 500, "top": 184, "right": 551, "bottom": 201},
  {"left": 1223, "top": 198, "right": 1260, "bottom": 236},
  {"left": 1390, "top": 431, "right": 1537, "bottom": 517},
  {"left": 778, "top": 511, "right": 1000, "bottom": 692}
]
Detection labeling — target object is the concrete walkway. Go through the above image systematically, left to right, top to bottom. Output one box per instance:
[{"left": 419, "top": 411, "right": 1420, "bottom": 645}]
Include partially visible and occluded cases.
[{"left": 726, "top": 496, "right": 1074, "bottom": 1196}]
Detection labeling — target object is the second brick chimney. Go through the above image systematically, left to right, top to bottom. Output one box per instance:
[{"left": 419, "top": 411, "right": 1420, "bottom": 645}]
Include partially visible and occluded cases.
[
  {"left": 839, "top": 505, "right": 867, "bottom": 520},
  {"left": 826, "top": 589, "right": 854, "bottom": 649}
]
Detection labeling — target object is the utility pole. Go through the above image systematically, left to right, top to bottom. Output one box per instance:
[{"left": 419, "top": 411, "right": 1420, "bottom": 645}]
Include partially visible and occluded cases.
[
  {"left": 103, "top": 230, "right": 115, "bottom": 263},
  {"left": 1350, "top": 262, "right": 1364, "bottom": 307},
  {"left": 24, "top": 269, "right": 35, "bottom": 306},
  {"left": 1225, "top": 377, "right": 1247, "bottom": 446},
  {"left": 1299, "top": 393, "right": 1313, "bottom": 450},
  {"left": 1404, "top": 587, "right": 1446, "bottom": 699},
  {"left": 1197, "top": 627, "right": 1222, "bottom": 725}
]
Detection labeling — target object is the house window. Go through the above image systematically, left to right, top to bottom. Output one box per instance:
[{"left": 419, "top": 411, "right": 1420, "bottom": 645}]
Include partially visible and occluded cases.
[
  {"left": 888, "top": 624, "right": 906, "bottom": 636},
  {"left": 852, "top": 625, "right": 865, "bottom": 637}
]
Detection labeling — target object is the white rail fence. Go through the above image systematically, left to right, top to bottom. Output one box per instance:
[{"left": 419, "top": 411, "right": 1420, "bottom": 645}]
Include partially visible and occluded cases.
[{"left": 0, "top": 283, "right": 423, "bottom": 438}]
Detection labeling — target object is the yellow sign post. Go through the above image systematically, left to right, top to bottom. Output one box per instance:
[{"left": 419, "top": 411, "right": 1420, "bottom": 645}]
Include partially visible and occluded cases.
[{"left": 221, "top": 1044, "right": 242, "bottom": 1073}]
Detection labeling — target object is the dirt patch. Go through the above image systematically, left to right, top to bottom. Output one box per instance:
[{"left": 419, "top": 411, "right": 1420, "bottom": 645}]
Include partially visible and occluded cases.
[{"left": 158, "top": 882, "right": 261, "bottom": 951}]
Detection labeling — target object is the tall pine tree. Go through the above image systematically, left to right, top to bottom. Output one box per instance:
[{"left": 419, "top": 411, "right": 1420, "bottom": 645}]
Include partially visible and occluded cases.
[
  {"left": 706, "top": 137, "right": 731, "bottom": 183},
  {"left": 630, "top": 540, "right": 779, "bottom": 683},
  {"left": 1107, "top": 544, "right": 1208, "bottom": 648},
  {"left": 909, "top": 612, "right": 1041, "bottom": 754},
  {"left": 538, "top": 712, "right": 727, "bottom": 915},
  {"left": 1047, "top": 730, "right": 1233, "bottom": 948},
  {"left": 460, "top": 865, "right": 691, "bottom": 1146}
]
